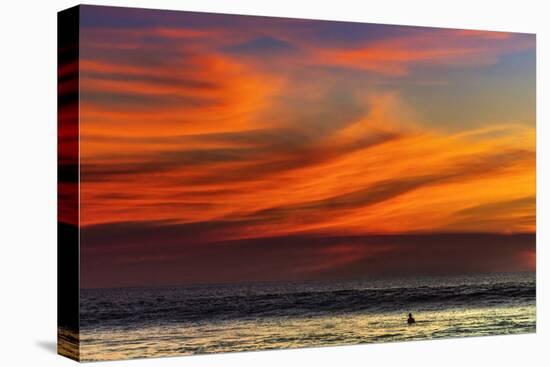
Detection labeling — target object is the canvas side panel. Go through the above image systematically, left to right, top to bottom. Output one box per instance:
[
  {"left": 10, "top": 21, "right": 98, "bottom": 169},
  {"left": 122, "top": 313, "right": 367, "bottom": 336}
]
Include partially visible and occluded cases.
[{"left": 57, "top": 5, "right": 80, "bottom": 362}]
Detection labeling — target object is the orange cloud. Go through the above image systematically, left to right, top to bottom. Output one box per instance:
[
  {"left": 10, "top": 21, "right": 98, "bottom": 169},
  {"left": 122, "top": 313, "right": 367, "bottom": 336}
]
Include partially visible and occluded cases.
[
  {"left": 72, "top": 8, "right": 536, "bottom": 286},
  {"left": 76, "top": 22, "right": 535, "bottom": 243},
  {"left": 312, "top": 30, "right": 533, "bottom": 76},
  {"left": 79, "top": 53, "right": 284, "bottom": 158},
  {"left": 79, "top": 85, "right": 535, "bottom": 239}
]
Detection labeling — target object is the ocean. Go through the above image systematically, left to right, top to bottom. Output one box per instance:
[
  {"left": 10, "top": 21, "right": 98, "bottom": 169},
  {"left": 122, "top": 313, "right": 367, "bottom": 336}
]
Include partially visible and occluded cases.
[{"left": 76, "top": 272, "right": 535, "bottom": 361}]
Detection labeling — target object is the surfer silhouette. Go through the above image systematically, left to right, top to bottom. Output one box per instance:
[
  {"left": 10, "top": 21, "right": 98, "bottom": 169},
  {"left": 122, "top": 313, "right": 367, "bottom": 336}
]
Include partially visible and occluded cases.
[{"left": 407, "top": 313, "right": 416, "bottom": 324}]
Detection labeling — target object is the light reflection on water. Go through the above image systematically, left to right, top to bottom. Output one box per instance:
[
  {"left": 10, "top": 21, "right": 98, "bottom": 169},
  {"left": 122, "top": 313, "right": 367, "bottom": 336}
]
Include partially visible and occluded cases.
[{"left": 80, "top": 304, "right": 535, "bottom": 361}]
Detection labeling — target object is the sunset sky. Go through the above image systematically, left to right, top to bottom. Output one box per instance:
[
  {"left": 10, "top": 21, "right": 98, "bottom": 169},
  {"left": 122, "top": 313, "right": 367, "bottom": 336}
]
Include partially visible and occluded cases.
[{"left": 73, "top": 6, "right": 536, "bottom": 288}]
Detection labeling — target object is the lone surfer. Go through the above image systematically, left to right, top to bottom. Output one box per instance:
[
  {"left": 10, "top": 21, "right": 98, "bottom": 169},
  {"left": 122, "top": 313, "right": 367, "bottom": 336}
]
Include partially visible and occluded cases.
[{"left": 407, "top": 313, "right": 416, "bottom": 324}]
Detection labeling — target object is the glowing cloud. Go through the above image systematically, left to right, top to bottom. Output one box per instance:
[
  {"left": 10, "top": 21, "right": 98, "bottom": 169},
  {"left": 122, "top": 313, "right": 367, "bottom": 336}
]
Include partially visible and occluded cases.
[{"left": 75, "top": 6, "right": 535, "bottom": 287}]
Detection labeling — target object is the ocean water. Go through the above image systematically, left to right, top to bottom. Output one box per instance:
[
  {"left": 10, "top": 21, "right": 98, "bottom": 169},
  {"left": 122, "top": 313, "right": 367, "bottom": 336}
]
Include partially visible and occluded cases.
[{"left": 78, "top": 272, "right": 535, "bottom": 361}]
